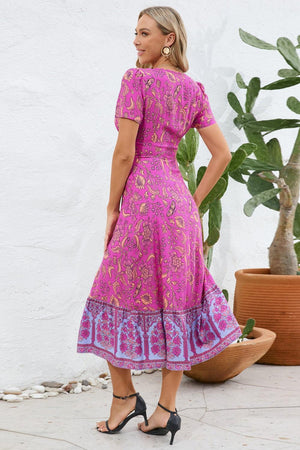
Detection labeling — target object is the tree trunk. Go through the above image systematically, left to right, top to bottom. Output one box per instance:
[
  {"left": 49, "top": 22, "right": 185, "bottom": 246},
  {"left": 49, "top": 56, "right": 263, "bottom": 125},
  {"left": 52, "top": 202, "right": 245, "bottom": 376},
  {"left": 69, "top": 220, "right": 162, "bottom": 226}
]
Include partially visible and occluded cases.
[{"left": 269, "top": 129, "right": 300, "bottom": 274}]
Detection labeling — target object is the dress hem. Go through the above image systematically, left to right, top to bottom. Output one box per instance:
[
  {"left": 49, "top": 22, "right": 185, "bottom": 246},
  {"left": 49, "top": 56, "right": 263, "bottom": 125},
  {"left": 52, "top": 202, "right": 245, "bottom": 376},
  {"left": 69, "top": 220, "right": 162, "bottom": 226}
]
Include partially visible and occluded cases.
[{"left": 76, "top": 325, "right": 241, "bottom": 371}]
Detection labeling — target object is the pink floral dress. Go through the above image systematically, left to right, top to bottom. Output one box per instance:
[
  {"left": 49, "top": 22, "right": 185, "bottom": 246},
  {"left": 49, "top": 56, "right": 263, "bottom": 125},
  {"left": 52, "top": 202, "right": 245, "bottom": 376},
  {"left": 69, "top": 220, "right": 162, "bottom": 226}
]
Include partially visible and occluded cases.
[{"left": 76, "top": 67, "right": 240, "bottom": 370}]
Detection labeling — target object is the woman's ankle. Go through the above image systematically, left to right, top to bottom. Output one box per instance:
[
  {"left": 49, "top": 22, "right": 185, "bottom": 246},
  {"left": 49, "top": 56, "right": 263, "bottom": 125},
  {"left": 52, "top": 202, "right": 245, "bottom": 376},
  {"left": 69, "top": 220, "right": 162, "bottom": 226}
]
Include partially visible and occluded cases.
[
  {"left": 112, "top": 389, "right": 137, "bottom": 400},
  {"left": 157, "top": 399, "right": 176, "bottom": 411}
]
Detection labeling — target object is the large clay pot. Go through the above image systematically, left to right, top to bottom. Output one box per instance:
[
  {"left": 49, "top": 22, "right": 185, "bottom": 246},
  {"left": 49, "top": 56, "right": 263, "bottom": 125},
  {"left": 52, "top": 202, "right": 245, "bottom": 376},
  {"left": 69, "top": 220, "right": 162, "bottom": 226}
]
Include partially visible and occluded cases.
[
  {"left": 234, "top": 268, "right": 300, "bottom": 365},
  {"left": 183, "top": 325, "right": 276, "bottom": 383}
]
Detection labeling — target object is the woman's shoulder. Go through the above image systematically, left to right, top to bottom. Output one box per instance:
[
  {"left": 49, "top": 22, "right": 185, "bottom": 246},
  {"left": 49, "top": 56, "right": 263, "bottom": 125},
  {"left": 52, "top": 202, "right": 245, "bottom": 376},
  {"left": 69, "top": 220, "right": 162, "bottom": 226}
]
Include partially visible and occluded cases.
[
  {"left": 119, "top": 67, "right": 208, "bottom": 96},
  {"left": 120, "top": 67, "right": 146, "bottom": 80},
  {"left": 181, "top": 72, "right": 206, "bottom": 90}
]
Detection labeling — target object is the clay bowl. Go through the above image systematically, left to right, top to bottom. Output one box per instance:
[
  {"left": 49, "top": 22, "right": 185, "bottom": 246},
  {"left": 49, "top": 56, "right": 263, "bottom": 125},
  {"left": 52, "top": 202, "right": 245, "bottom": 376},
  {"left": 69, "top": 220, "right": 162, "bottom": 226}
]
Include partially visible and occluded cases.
[{"left": 183, "top": 325, "right": 276, "bottom": 383}]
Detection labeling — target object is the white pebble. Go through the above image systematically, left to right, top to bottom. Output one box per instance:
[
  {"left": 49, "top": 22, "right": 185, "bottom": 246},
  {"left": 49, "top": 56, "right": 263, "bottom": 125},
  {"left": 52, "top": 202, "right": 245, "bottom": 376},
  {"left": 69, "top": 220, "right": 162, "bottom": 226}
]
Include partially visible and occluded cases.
[
  {"left": 131, "top": 370, "right": 143, "bottom": 376},
  {"left": 87, "top": 377, "right": 97, "bottom": 386},
  {"left": 98, "top": 378, "right": 108, "bottom": 386},
  {"left": 74, "top": 383, "right": 82, "bottom": 394},
  {"left": 31, "top": 385, "right": 45, "bottom": 393},
  {"left": 82, "top": 385, "right": 91, "bottom": 391},
  {"left": 3, "top": 387, "right": 22, "bottom": 395},
  {"left": 45, "top": 387, "right": 60, "bottom": 392},
  {"left": 47, "top": 391, "right": 59, "bottom": 397},
  {"left": 20, "top": 392, "right": 30, "bottom": 399},
  {"left": 30, "top": 393, "right": 48, "bottom": 399},
  {"left": 3, "top": 394, "right": 23, "bottom": 402}
]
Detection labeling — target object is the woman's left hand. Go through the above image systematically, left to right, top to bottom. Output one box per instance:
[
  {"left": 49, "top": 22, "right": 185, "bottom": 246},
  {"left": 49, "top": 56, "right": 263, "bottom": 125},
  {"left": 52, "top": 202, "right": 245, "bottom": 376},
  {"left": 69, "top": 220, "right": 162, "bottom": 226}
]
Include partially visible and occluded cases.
[{"left": 104, "top": 209, "right": 120, "bottom": 252}]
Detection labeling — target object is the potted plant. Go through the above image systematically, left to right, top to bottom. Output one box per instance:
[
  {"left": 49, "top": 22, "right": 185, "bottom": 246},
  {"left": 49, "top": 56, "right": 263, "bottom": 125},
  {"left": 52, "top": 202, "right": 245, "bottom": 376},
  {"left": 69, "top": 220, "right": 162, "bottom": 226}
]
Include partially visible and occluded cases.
[
  {"left": 227, "top": 29, "right": 300, "bottom": 364},
  {"left": 176, "top": 128, "right": 256, "bottom": 274},
  {"left": 177, "top": 130, "right": 276, "bottom": 382},
  {"left": 183, "top": 319, "right": 276, "bottom": 383}
]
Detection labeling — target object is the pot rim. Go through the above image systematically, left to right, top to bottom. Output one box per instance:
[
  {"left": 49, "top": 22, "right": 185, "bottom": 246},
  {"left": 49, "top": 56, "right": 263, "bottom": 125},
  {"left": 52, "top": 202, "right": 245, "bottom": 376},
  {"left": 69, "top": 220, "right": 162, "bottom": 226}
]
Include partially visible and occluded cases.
[
  {"left": 234, "top": 268, "right": 300, "bottom": 281},
  {"left": 229, "top": 325, "right": 276, "bottom": 347}
]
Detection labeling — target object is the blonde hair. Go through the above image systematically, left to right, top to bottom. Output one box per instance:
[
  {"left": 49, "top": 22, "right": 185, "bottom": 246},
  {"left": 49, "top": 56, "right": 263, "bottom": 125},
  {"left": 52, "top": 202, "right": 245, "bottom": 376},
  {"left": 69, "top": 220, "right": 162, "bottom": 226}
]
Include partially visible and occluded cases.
[{"left": 136, "top": 6, "right": 189, "bottom": 73}]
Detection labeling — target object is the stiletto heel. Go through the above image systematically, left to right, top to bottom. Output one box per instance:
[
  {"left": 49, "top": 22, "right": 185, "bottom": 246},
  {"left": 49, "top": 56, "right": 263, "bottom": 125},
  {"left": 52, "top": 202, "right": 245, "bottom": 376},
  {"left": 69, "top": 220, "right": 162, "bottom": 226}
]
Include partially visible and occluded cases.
[
  {"left": 96, "top": 392, "right": 148, "bottom": 434},
  {"left": 139, "top": 402, "right": 181, "bottom": 445},
  {"left": 142, "top": 409, "right": 149, "bottom": 426}
]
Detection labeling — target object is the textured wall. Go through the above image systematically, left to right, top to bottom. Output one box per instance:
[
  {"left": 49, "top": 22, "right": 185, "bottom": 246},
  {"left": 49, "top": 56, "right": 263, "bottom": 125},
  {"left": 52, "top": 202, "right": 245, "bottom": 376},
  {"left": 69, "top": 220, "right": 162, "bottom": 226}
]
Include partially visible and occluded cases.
[{"left": 1, "top": 0, "right": 299, "bottom": 387}]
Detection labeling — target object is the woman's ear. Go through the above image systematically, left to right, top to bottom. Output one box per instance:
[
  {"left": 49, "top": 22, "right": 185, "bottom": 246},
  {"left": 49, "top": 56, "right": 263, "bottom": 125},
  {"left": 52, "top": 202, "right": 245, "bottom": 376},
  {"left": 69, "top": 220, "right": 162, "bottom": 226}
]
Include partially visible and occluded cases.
[{"left": 166, "top": 32, "right": 176, "bottom": 46}]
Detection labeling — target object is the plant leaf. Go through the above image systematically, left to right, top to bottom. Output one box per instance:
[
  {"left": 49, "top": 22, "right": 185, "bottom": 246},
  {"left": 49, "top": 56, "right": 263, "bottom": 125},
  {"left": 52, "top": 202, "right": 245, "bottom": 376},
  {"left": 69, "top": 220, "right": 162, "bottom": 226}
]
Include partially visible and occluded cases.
[
  {"left": 239, "top": 28, "right": 277, "bottom": 50},
  {"left": 277, "top": 37, "right": 300, "bottom": 72},
  {"left": 278, "top": 68, "right": 300, "bottom": 78},
  {"left": 277, "top": 69, "right": 298, "bottom": 78},
  {"left": 236, "top": 73, "right": 247, "bottom": 88},
  {"left": 246, "top": 77, "right": 261, "bottom": 113},
  {"left": 262, "top": 77, "right": 300, "bottom": 90},
  {"left": 227, "top": 92, "right": 244, "bottom": 114},
  {"left": 287, "top": 96, "right": 300, "bottom": 114},
  {"left": 245, "top": 118, "right": 300, "bottom": 132},
  {"left": 185, "top": 128, "right": 198, "bottom": 162},
  {"left": 266, "top": 138, "right": 284, "bottom": 167},
  {"left": 176, "top": 139, "right": 188, "bottom": 165},
  {"left": 238, "top": 143, "right": 257, "bottom": 156},
  {"left": 226, "top": 147, "right": 248, "bottom": 173},
  {"left": 241, "top": 157, "right": 282, "bottom": 171},
  {"left": 178, "top": 163, "right": 188, "bottom": 181},
  {"left": 196, "top": 166, "right": 206, "bottom": 186},
  {"left": 229, "top": 169, "right": 247, "bottom": 184},
  {"left": 248, "top": 171, "right": 280, "bottom": 211},
  {"left": 258, "top": 171, "right": 280, "bottom": 183},
  {"left": 199, "top": 177, "right": 227, "bottom": 214},
  {"left": 244, "top": 188, "right": 281, "bottom": 216},
  {"left": 206, "top": 199, "right": 222, "bottom": 246},
  {"left": 294, "top": 203, "right": 300, "bottom": 239},
  {"left": 294, "top": 241, "right": 300, "bottom": 264},
  {"left": 206, "top": 246, "right": 214, "bottom": 270},
  {"left": 222, "top": 289, "right": 229, "bottom": 301},
  {"left": 238, "top": 318, "right": 256, "bottom": 341}
]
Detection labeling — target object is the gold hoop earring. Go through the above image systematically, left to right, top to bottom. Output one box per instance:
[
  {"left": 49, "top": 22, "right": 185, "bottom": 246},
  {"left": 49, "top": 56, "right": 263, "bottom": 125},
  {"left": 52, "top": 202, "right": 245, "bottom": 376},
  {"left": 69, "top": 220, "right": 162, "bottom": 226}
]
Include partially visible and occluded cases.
[{"left": 161, "top": 46, "right": 171, "bottom": 57}]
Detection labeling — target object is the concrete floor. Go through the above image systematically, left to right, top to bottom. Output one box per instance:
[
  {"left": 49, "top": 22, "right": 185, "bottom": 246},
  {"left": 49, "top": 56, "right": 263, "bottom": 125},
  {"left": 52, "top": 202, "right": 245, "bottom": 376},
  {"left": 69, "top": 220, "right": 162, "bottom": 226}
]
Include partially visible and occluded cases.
[{"left": 0, "top": 364, "right": 300, "bottom": 450}]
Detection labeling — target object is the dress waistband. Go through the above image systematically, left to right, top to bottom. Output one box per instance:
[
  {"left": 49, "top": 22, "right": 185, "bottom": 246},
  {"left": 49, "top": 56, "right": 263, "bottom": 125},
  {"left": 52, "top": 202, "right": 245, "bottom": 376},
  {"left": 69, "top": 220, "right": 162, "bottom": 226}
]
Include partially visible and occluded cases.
[{"left": 135, "top": 142, "right": 178, "bottom": 160}]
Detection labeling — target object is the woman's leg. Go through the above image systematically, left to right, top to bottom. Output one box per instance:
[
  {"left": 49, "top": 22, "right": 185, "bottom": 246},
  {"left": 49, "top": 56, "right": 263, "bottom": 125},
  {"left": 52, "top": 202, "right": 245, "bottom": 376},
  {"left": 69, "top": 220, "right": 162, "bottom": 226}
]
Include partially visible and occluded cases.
[
  {"left": 96, "top": 361, "right": 137, "bottom": 432},
  {"left": 138, "top": 368, "right": 183, "bottom": 431}
]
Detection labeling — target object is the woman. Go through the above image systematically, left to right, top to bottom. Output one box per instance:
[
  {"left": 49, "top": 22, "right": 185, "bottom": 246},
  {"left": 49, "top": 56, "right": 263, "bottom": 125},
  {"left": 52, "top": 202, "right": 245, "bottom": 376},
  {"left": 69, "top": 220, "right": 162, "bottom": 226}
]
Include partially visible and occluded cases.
[{"left": 77, "top": 6, "right": 241, "bottom": 446}]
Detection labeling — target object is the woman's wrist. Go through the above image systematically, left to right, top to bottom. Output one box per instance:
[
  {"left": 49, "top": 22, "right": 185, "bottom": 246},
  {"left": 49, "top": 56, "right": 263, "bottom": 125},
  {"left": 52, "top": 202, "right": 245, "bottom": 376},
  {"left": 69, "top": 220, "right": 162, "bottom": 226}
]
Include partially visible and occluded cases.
[
  {"left": 193, "top": 192, "right": 201, "bottom": 208},
  {"left": 107, "top": 203, "right": 120, "bottom": 214}
]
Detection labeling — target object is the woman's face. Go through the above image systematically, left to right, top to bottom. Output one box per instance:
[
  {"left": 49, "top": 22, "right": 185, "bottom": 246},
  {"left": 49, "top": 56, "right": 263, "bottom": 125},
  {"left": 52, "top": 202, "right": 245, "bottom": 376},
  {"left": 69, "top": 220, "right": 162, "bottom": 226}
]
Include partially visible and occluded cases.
[{"left": 133, "top": 14, "right": 175, "bottom": 67}]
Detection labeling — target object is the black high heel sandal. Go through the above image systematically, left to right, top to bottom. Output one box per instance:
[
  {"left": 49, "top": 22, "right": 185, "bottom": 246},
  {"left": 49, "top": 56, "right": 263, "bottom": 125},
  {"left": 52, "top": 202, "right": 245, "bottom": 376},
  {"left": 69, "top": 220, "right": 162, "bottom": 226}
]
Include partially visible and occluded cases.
[
  {"left": 96, "top": 392, "right": 148, "bottom": 434},
  {"left": 140, "top": 402, "right": 181, "bottom": 445}
]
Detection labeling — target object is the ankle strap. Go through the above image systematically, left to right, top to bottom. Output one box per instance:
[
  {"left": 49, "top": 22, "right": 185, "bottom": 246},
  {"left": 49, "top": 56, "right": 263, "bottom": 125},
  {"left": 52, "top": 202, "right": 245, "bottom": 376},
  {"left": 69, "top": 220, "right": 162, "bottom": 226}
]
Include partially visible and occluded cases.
[
  {"left": 113, "top": 392, "right": 139, "bottom": 400},
  {"left": 158, "top": 402, "right": 177, "bottom": 414}
]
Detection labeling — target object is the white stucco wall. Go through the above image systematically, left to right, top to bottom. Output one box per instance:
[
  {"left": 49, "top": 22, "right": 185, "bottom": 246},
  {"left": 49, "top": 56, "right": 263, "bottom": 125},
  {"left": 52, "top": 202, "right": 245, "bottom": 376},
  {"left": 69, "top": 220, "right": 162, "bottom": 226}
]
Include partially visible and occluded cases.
[{"left": 1, "top": 0, "right": 299, "bottom": 388}]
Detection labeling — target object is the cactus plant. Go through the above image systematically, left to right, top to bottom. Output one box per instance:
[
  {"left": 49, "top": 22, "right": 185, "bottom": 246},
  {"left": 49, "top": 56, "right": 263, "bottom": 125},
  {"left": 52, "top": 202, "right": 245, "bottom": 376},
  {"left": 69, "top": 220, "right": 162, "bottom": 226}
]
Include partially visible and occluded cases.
[
  {"left": 227, "top": 29, "right": 300, "bottom": 275},
  {"left": 177, "top": 30, "right": 300, "bottom": 276},
  {"left": 176, "top": 128, "right": 256, "bottom": 269},
  {"left": 236, "top": 318, "right": 256, "bottom": 343}
]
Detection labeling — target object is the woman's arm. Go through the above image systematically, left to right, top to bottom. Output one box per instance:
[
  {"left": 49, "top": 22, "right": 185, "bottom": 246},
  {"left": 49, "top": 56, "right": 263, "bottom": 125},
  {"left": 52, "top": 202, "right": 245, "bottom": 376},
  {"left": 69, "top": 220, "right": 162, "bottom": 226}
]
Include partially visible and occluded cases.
[
  {"left": 104, "top": 118, "right": 139, "bottom": 251},
  {"left": 106, "top": 118, "right": 139, "bottom": 213},
  {"left": 193, "top": 123, "right": 232, "bottom": 208}
]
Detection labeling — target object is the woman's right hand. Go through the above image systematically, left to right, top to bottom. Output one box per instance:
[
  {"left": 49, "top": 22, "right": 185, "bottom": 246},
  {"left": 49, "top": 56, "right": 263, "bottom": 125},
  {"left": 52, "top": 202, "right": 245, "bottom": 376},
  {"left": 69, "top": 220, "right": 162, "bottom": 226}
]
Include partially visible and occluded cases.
[{"left": 104, "top": 209, "right": 120, "bottom": 252}]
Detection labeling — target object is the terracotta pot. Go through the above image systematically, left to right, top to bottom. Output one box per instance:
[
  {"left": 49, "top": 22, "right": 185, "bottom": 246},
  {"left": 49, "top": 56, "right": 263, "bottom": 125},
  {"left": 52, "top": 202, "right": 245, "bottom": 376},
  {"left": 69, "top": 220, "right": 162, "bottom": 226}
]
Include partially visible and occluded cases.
[
  {"left": 234, "top": 268, "right": 300, "bottom": 365},
  {"left": 183, "top": 325, "right": 276, "bottom": 383}
]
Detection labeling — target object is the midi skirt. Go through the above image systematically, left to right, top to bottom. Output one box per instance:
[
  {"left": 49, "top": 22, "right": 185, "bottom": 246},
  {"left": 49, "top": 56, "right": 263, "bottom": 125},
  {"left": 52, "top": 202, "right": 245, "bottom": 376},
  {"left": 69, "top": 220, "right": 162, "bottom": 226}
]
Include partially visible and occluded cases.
[{"left": 77, "top": 149, "right": 241, "bottom": 370}]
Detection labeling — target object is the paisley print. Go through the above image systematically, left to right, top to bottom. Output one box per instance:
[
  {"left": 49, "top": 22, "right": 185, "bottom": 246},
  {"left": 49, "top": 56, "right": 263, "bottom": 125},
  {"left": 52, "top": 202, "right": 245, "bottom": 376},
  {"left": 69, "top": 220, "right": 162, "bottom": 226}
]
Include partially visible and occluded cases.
[{"left": 77, "top": 67, "right": 241, "bottom": 370}]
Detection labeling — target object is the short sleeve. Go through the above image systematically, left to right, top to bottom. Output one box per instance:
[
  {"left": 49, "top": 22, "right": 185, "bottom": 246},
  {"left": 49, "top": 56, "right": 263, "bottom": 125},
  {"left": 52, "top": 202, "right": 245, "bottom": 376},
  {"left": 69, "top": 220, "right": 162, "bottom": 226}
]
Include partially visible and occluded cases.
[
  {"left": 114, "top": 68, "right": 144, "bottom": 131},
  {"left": 191, "top": 82, "right": 216, "bottom": 129}
]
